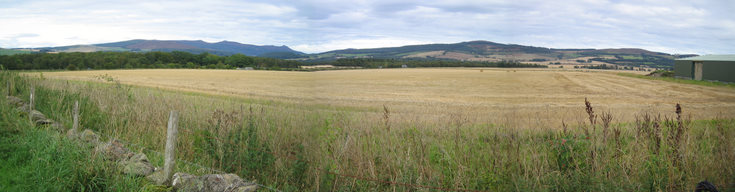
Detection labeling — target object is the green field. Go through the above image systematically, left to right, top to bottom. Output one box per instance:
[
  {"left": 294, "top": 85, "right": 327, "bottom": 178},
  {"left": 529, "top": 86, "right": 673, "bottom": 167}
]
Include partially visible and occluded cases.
[{"left": 0, "top": 49, "right": 31, "bottom": 56}]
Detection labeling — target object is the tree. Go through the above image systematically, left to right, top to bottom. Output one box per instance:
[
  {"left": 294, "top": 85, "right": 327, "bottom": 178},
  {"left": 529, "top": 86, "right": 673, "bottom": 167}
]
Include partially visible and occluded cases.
[
  {"left": 203, "top": 54, "right": 221, "bottom": 66},
  {"left": 225, "top": 54, "right": 254, "bottom": 68},
  {"left": 66, "top": 64, "right": 78, "bottom": 70}
]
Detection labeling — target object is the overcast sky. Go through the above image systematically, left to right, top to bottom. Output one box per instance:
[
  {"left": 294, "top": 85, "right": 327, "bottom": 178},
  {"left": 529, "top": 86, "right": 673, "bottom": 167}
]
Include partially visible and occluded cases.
[{"left": 0, "top": 0, "right": 733, "bottom": 54}]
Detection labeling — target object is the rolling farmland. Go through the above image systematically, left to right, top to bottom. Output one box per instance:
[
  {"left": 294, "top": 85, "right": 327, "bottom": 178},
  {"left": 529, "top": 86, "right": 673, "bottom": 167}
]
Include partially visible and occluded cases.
[{"left": 12, "top": 68, "right": 735, "bottom": 191}]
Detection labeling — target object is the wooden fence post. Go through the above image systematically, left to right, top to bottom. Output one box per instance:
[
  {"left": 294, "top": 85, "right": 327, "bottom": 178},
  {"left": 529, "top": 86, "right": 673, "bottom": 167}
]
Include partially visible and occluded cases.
[
  {"left": 6, "top": 81, "right": 10, "bottom": 96},
  {"left": 29, "top": 86, "right": 34, "bottom": 123},
  {"left": 72, "top": 101, "right": 79, "bottom": 131},
  {"left": 164, "top": 110, "right": 179, "bottom": 185}
]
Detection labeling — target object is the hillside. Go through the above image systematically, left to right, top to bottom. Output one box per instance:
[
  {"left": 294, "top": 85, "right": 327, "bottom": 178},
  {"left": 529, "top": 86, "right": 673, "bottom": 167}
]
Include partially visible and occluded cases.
[
  {"left": 9, "top": 39, "right": 303, "bottom": 57},
  {"left": 2, "top": 40, "right": 698, "bottom": 68},
  {"left": 307, "top": 41, "right": 697, "bottom": 68}
]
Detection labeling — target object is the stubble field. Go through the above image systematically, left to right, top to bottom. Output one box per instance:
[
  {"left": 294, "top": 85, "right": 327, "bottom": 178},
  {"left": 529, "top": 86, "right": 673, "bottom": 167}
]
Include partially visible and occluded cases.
[{"left": 39, "top": 68, "right": 735, "bottom": 127}]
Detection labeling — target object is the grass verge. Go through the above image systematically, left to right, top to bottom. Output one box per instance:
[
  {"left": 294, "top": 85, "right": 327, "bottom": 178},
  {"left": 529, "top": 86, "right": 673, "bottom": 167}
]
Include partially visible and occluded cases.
[{"left": 0, "top": 78, "right": 158, "bottom": 191}]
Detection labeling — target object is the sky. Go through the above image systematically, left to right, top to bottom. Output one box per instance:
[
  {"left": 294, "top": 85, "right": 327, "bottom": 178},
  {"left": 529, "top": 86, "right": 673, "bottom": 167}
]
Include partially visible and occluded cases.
[{"left": 0, "top": 0, "right": 733, "bottom": 54}]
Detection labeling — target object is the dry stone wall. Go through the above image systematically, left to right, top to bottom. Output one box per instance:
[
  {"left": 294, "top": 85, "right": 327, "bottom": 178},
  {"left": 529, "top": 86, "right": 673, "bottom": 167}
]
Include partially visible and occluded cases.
[{"left": 5, "top": 95, "right": 258, "bottom": 192}]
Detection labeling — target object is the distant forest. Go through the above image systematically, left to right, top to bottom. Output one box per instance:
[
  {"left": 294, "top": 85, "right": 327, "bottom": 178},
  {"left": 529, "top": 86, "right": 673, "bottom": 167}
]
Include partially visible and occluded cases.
[
  {"left": 0, "top": 51, "right": 546, "bottom": 70},
  {"left": 0, "top": 51, "right": 300, "bottom": 70},
  {"left": 330, "top": 58, "right": 547, "bottom": 68}
]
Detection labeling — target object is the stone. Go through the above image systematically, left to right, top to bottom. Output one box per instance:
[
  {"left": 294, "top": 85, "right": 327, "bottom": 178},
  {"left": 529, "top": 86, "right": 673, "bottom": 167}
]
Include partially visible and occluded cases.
[
  {"left": 6, "top": 96, "right": 24, "bottom": 107},
  {"left": 17, "top": 104, "right": 30, "bottom": 113},
  {"left": 29, "top": 110, "right": 47, "bottom": 122},
  {"left": 35, "top": 118, "right": 55, "bottom": 125},
  {"left": 50, "top": 122, "right": 65, "bottom": 132},
  {"left": 66, "top": 128, "right": 79, "bottom": 139},
  {"left": 80, "top": 129, "right": 100, "bottom": 144},
  {"left": 94, "top": 139, "right": 132, "bottom": 161},
  {"left": 121, "top": 153, "right": 155, "bottom": 176},
  {"left": 146, "top": 168, "right": 167, "bottom": 185},
  {"left": 172, "top": 172, "right": 204, "bottom": 192},
  {"left": 171, "top": 173, "right": 257, "bottom": 192},
  {"left": 200, "top": 174, "right": 239, "bottom": 192},
  {"left": 201, "top": 174, "right": 258, "bottom": 192},
  {"left": 230, "top": 185, "right": 258, "bottom": 192}
]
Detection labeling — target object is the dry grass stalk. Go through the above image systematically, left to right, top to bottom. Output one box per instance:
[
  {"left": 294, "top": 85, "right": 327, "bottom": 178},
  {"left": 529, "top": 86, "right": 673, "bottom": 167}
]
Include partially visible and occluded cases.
[
  {"left": 585, "top": 97, "right": 596, "bottom": 127},
  {"left": 383, "top": 105, "right": 390, "bottom": 132},
  {"left": 601, "top": 111, "right": 613, "bottom": 142}
]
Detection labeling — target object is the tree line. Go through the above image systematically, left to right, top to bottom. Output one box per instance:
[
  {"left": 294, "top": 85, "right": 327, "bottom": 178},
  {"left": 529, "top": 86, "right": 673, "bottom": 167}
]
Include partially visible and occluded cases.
[
  {"left": 0, "top": 51, "right": 300, "bottom": 70},
  {"left": 0, "top": 51, "right": 547, "bottom": 71},
  {"left": 330, "top": 58, "right": 547, "bottom": 68}
]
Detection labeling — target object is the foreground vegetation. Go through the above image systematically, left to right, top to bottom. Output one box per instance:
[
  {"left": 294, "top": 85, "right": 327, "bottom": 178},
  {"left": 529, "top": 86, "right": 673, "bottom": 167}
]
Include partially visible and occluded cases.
[
  {"left": 2, "top": 70, "right": 734, "bottom": 191},
  {"left": 0, "top": 84, "right": 152, "bottom": 191}
]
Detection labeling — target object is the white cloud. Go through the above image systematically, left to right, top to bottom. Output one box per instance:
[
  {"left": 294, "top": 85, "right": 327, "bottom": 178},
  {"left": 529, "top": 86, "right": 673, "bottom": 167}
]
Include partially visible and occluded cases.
[
  {"left": 0, "top": 0, "right": 733, "bottom": 54},
  {"left": 292, "top": 38, "right": 432, "bottom": 53}
]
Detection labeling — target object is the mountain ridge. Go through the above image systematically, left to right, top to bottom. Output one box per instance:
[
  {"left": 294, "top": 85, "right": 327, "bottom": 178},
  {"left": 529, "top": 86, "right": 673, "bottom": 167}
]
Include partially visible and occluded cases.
[
  {"left": 3, "top": 39, "right": 698, "bottom": 67},
  {"left": 8, "top": 39, "right": 303, "bottom": 57},
  {"left": 306, "top": 40, "right": 696, "bottom": 68}
]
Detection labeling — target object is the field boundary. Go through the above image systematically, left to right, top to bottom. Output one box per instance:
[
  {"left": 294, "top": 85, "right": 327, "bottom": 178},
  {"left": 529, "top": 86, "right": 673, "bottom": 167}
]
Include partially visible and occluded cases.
[
  {"left": 5, "top": 80, "right": 487, "bottom": 191},
  {"left": 3, "top": 87, "right": 261, "bottom": 191}
]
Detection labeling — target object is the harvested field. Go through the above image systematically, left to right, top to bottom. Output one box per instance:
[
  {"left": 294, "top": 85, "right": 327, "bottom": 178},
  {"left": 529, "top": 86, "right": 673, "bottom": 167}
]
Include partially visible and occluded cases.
[{"left": 36, "top": 68, "right": 735, "bottom": 127}]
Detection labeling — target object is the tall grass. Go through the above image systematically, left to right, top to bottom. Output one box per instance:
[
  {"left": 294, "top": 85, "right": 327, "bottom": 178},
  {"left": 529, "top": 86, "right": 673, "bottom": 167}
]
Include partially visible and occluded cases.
[
  {"left": 4, "top": 71, "right": 734, "bottom": 191},
  {"left": 0, "top": 77, "right": 154, "bottom": 191}
]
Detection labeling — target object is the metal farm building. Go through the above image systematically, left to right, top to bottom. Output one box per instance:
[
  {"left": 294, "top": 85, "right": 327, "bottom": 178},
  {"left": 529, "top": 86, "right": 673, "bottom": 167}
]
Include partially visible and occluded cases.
[{"left": 674, "top": 55, "right": 735, "bottom": 83}]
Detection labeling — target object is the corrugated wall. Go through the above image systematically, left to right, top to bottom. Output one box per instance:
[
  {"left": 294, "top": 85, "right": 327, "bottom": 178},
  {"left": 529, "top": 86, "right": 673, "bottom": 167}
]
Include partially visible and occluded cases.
[
  {"left": 674, "top": 60, "right": 692, "bottom": 79},
  {"left": 702, "top": 61, "right": 735, "bottom": 82}
]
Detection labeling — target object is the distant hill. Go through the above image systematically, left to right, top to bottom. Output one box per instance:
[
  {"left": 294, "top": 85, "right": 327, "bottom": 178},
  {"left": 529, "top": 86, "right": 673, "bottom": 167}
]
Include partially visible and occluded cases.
[
  {"left": 2, "top": 39, "right": 698, "bottom": 68},
  {"left": 6, "top": 39, "right": 304, "bottom": 57},
  {"left": 306, "top": 41, "right": 697, "bottom": 68}
]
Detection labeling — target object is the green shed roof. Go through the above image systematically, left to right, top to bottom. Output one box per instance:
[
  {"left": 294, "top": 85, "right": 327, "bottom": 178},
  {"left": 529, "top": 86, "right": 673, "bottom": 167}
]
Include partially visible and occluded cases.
[{"left": 676, "top": 54, "right": 735, "bottom": 61}]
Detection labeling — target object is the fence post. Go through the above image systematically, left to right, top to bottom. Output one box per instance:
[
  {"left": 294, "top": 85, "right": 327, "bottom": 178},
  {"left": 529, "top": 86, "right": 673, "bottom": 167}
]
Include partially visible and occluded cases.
[
  {"left": 6, "top": 80, "right": 10, "bottom": 96},
  {"left": 29, "top": 86, "right": 34, "bottom": 123},
  {"left": 72, "top": 101, "right": 79, "bottom": 131},
  {"left": 164, "top": 110, "right": 179, "bottom": 185}
]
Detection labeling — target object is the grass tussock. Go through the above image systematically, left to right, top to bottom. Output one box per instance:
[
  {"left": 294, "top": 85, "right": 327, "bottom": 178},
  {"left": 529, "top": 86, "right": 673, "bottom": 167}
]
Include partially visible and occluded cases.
[{"left": 2, "top": 70, "right": 734, "bottom": 191}]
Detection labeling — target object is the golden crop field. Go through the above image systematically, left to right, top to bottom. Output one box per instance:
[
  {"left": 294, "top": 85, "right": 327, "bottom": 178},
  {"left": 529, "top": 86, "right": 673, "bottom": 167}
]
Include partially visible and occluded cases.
[{"left": 37, "top": 68, "right": 735, "bottom": 128}]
